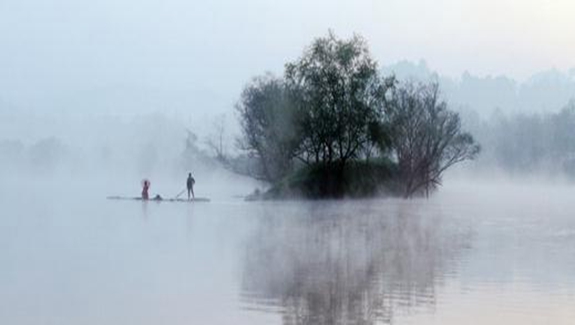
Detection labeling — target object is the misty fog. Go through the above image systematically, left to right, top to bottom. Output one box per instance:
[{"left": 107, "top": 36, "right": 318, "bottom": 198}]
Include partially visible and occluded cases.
[
  {"left": 2, "top": 0, "right": 575, "bottom": 324},
  {"left": 5, "top": 63, "right": 575, "bottom": 185}
]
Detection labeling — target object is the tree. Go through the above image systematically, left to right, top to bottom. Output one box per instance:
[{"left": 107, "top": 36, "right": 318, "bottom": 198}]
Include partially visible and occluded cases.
[
  {"left": 285, "top": 31, "right": 393, "bottom": 167},
  {"left": 235, "top": 32, "right": 479, "bottom": 199},
  {"left": 236, "top": 73, "right": 301, "bottom": 182},
  {"left": 387, "top": 82, "right": 480, "bottom": 197},
  {"left": 205, "top": 113, "right": 228, "bottom": 163},
  {"left": 181, "top": 128, "right": 206, "bottom": 171},
  {"left": 28, "top": 137, "right": 67, "bottom": 173}
]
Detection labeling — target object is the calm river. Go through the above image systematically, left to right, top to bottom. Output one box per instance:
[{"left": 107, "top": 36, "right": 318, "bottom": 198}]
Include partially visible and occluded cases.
[{"left": 1, "top": 180, "right": 574, "bottom": 324}]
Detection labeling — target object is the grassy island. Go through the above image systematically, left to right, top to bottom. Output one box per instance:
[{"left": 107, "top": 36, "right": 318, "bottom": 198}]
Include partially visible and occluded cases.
[{"left": 236, "top": 32, "right": 479, "bottom": 199}]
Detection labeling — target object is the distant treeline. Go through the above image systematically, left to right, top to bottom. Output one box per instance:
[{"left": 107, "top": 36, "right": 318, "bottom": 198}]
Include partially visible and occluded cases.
[
  {"left": 233, "top": 32, "right": 479, "bottom": 198},
  {"left": 384, "top": 60, "right": 575, "bottom": 117},
  {"left": 461, "top": 101, "right": 575, "bottom": 176},
  {"left": 0, "top": 126, "right": 218, "bottom": 178},
  {"left": 0, "top": 137, "right": 70, "bottom": 174}
]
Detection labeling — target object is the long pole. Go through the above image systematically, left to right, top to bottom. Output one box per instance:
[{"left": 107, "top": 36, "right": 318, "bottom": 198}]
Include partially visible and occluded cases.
[{"left": 175, "top": 189, "right": 186, "bottom": 199}]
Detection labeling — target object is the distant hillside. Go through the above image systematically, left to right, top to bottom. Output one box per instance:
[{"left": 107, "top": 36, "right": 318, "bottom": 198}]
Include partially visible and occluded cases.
[{"left": 383, "top": 60, "right": 575, "bottom": 116}]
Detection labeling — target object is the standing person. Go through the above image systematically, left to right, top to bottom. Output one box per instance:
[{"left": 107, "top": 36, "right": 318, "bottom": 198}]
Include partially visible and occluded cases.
[
  {"left": 186, "top": 173, "right": 195, "bottom": 200},
  {"left": 142, "top": 179, "right": 150, "bottom": 200}
]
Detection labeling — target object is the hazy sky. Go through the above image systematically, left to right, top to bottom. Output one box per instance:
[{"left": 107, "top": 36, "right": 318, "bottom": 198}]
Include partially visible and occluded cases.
[{"left": 1, "top": 0, "right": 575, "bottom": 114}]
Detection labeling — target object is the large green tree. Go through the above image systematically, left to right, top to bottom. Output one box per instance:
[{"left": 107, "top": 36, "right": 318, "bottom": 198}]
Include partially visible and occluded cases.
[
  {"left": 236, "top": 32, "right": 479, "bottom": 198},
  {"left": 285, "top": 32, "right": 393, "bottom": 167},
  {"left": 236, "top": 73, "right": 301, "bottom": 182}
]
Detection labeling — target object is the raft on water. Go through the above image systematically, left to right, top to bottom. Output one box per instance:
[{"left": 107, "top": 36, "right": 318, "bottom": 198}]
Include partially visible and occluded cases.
[{"left": 107, "top": 196, "right": 210, "bottom": 202}]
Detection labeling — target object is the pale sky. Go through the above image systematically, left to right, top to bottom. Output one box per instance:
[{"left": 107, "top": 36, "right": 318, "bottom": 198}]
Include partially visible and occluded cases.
[{"left": 1, "top": 0, "right": 575, "bottom": 114}]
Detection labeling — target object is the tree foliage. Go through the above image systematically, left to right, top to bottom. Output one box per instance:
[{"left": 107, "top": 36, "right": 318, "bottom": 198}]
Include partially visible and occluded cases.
[
  {"left": 236, "top": 32, "right": 480, "bottom": 198},
  {"left": 285, "top": 32, "right": 393, "bottom": 166},
  {"left": 236, "top": 74, "right": 301, "bottom": 182},
  {"left": 386, "top": 82, "right": 480, "bottom": 197},
  {"left": 472, "top": 100, "right": 575, "bottom": 175}
]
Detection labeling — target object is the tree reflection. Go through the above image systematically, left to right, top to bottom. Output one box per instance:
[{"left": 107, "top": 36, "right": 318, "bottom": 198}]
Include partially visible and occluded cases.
[{"left": 240, "top": 202, "right": 471, "bottom": 324}]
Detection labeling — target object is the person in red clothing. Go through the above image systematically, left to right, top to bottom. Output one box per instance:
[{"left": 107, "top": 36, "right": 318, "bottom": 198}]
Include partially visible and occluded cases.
[{"left": 141, "top": 179, "right": 150, "bottom": 200}]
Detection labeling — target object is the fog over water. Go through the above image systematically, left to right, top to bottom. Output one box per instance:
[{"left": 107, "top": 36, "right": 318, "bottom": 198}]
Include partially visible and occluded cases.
[
  {"left": 3, "top": 0, "right": 575, "bottom": 324},
  {"left": 1, "top": 178, "right": 574, "bottom": 324}
]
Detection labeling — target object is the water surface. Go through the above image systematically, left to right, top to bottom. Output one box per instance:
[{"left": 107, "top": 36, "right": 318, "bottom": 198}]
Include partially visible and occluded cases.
[{"left": 1, "top": 181, "right": 574, "bottom": 324}]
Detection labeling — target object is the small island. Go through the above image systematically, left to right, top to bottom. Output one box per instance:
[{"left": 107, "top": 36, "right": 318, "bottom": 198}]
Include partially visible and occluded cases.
[{"left": 231, "top": 32, "right": 480, "bottom": 199}]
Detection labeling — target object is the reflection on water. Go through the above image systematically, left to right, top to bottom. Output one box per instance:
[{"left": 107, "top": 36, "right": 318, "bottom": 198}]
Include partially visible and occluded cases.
[
  {"left": 2, "top": 182, "right": 575, "bottom": 325},
  {"left": 240, "top": 202, "right": 472, "bottom": 324}
]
